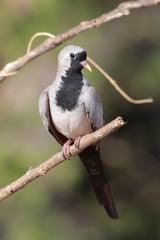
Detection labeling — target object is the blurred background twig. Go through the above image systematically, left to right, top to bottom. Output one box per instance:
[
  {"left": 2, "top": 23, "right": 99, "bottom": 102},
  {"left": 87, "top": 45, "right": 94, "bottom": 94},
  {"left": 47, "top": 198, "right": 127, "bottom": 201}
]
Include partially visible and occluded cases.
[{"left": 0, "top": 0, "right": 159, "bottom": 82}]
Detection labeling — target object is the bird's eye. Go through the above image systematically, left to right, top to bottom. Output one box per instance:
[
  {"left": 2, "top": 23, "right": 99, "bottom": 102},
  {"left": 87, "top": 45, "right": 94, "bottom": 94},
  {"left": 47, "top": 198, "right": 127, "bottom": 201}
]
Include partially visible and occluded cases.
[{"left": 70, "top": 53, "right": 75, "bottom": 59}]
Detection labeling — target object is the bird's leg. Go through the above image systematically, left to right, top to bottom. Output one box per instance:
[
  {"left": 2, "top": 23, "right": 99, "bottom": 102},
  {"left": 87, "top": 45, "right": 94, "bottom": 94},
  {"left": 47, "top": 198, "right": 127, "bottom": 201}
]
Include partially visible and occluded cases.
[
  {"left": 74, "top": 136, "right": 82, "bottom": 149},
  {"left": 62, "top": 137, "right": 82, "bottom": 158},
  {"left": 62, "top": 139, "right": 73, "bottom": 159}
]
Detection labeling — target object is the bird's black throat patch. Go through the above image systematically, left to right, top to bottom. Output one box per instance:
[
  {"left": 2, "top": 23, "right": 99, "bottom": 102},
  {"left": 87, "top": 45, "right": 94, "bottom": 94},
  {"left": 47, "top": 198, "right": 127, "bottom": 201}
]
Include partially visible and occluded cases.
[{"left": 55, "top": 68, "right": 84, "bottom": 112}]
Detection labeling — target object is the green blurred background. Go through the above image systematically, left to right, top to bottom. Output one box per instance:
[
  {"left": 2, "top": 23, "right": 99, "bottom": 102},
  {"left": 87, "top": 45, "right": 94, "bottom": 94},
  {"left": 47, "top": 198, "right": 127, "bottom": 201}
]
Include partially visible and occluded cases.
[{"left": 0, "top": 0, "right": 160, "bottom": 239}]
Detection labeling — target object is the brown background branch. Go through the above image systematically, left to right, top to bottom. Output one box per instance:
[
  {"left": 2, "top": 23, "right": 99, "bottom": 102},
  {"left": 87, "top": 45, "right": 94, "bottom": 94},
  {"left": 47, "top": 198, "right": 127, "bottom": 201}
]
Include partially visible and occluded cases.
[
  {"left": 0, "top": 0, "right": 159, "bottom": 83},
  {"left": 0, "top": 117, "right": 125, "bottom": 201}
]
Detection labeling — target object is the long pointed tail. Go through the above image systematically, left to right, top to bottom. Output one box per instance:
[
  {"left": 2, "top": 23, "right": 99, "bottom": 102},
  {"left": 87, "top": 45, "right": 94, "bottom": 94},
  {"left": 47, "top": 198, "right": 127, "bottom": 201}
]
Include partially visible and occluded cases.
[{"left": 79, "top": 145, "right": 118, "bottom": 219}]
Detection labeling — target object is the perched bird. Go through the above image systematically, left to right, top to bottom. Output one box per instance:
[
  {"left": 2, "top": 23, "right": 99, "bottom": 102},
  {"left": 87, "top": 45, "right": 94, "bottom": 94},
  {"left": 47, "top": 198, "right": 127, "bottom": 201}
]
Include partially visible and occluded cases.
[{"left": 38, "top": 45, "right": 118, "bottom": 219}]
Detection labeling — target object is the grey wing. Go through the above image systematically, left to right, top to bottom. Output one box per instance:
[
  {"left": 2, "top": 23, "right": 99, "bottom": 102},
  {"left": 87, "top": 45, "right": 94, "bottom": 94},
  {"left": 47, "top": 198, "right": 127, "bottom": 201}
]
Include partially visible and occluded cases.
[
  {"left": 83, "top": 86, "right": 104, "bottom": 131},
  {"left": 38, "top": 87, "right": 67, "bottom": 146},
  {"left": 38, "top": 87, "right": 50, "bottom": 130}
]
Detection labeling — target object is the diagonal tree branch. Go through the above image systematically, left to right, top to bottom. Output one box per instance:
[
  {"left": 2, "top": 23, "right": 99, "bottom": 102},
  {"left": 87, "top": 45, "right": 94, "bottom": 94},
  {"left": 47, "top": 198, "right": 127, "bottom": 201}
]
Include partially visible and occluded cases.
[
  {"left": 0, "top": 0, "right": 159, "bottom": 82},
  {"left": 0, "top": 117, "right": 125, "bottom": 201}
]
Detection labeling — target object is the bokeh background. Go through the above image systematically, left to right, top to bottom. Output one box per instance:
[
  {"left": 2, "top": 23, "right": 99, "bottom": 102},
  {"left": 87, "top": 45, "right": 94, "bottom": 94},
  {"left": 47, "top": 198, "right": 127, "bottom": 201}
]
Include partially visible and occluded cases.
[{"left": 0, "top": 0, "right": 160, "bottom": 239}]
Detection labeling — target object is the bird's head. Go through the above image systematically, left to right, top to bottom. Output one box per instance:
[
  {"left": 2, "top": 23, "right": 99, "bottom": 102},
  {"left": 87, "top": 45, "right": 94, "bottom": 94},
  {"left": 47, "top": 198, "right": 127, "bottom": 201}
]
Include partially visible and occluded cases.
[{"left": 58, "top": 45, "right": 92, "bottom": 73}]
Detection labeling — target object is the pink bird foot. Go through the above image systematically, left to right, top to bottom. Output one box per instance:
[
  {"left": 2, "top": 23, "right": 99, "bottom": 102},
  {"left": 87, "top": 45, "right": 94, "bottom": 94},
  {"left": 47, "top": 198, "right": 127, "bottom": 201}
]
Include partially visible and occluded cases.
[
  {"left": 74, "top": 136, "right": 82, "bottom": 149},
  {"left": 62, "top": 139, "right": 73, "bottom": 159}
]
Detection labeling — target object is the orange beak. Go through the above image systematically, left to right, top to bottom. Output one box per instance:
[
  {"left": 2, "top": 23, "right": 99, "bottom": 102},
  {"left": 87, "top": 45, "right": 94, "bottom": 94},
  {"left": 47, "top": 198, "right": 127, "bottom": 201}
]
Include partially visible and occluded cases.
[{"left": 80, "top": 61, "right": 92, "bottom": 72}]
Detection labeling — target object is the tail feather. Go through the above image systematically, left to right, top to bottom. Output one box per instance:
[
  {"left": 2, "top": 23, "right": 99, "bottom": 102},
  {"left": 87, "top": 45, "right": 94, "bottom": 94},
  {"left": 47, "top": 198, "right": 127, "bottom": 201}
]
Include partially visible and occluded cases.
[{"left": 79, "top": 145, "right": 118, "bottom": 219}]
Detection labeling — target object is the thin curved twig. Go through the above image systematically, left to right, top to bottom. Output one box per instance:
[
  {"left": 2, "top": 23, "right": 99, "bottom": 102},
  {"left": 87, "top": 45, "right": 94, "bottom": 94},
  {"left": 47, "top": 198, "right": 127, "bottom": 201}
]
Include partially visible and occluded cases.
[
  {"left": 26, "top": 32, "right": 153, "bottom": 104},
  {"left": 27, "top": 32, "right": 56, "bottom": 54},
  {"left": 87, "top": 57, "right": 153, "bottom": 104}
]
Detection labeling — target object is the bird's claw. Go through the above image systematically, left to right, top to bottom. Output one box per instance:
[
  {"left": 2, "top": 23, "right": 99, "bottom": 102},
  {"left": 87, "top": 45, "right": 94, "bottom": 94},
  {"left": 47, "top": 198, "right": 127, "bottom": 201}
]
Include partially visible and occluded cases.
[
  {"left": 62, "top": 136, "right": 82, "bottom": 158},
  {"left": 74, "top": 136, "right": 82, "bottom": 149},
  {"left": 62, "top": 139, "right": 73, "bottom": 159}
]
